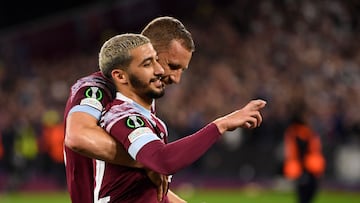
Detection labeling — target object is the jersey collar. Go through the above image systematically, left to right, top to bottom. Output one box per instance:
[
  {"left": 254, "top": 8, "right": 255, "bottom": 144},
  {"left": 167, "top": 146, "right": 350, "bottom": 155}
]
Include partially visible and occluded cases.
[{"left": 115, "top": 92, "right": 153, "bottom": 120}]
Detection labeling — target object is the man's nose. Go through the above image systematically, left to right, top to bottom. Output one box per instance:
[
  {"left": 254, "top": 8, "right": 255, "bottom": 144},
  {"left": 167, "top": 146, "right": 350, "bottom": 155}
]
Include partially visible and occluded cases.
[{"left": 154, "top": 62, "right": 164, "bottom": 75}]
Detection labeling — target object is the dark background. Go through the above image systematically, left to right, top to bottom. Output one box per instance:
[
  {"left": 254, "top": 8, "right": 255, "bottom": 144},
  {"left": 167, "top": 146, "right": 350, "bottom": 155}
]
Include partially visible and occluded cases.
[
  {"left": 1, "top": 0, "right": 360, "bottom": 192},
  {"left": 0, "top": 1, "right": 99, "bottom": 29}
]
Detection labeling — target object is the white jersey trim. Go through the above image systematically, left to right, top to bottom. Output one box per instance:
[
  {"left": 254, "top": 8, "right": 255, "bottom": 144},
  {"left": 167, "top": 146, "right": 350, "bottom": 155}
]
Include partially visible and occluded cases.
[
  {"left": 69, "top": 105, "right": 102, "bottom": 120},
  {"left": 128, "top": 133, "right": 160, "bottom": 159},
  {"left": 94, "top": 159, "right": 110, "bottom": 203}
]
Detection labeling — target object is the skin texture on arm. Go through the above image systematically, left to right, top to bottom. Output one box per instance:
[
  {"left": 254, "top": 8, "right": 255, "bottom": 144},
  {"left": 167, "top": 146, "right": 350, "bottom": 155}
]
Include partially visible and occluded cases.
[{"left": 65, "top": 111, "right": 142, "bottom": 167}]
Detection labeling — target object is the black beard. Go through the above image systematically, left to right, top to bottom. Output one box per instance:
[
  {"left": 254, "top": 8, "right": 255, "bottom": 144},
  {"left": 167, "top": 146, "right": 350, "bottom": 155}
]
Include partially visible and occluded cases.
[
  {"left": 128, "top": 73, "right": 165, "bottom": 99},
  {"left": 146, "top": 89, "right": 165, "bottom": 99}
]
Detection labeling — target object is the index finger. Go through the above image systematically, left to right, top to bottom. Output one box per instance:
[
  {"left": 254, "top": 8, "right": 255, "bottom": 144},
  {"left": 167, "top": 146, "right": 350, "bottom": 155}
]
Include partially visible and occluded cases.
[{"left": 248, "top": 99, "right": 267, "bottom": 110}]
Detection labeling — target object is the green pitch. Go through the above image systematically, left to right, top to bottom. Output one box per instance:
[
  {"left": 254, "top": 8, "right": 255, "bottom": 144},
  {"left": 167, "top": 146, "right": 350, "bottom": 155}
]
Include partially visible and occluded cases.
[
  {"left": 0, "top": 189, "right": 359, "bottom": 203},
  {"left": 177, "top": 189, "right": 360, "bottom": 203}
]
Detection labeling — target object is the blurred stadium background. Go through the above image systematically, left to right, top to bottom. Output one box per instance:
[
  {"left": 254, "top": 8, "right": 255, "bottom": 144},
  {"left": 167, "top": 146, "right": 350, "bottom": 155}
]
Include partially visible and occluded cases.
[{"left": 0, "top": 0, "right": 360, "bottom": 202}]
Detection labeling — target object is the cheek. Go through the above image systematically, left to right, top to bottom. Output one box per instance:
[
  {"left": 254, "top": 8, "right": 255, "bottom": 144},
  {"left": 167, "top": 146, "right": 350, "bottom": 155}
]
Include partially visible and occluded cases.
[
  {"left": 157, "top": 61, "right": 169, "bottom": 73},
  {"left": 162, "top": 66, "right": 171, "bottom": 75}
]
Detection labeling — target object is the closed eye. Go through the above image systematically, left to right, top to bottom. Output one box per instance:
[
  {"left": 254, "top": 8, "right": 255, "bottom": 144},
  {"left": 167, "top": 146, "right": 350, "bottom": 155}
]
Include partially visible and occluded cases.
[
  {"left": 143, "top": 61, "right": 151, "bottom": 67},
  {"left": 168, "top": 63, "right": 183, "bottom": 71}
]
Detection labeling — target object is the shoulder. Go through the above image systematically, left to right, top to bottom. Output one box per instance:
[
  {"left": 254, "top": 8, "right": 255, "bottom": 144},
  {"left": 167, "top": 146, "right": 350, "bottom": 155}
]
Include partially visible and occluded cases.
[
  {"left": 64, "top": 72, "right": 116, "bottom": 119},
  {"left": 69, "top": 72, "right": 115, "bottom": 104},
  {"left": 72, "top": 72, "right": 114, "bottom": 94}
]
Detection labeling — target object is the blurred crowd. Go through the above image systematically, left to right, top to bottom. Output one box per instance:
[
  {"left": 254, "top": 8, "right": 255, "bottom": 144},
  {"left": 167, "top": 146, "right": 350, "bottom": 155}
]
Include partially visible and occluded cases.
[{"left": 1, "top": 0, "right": 360, "bottom": 191}]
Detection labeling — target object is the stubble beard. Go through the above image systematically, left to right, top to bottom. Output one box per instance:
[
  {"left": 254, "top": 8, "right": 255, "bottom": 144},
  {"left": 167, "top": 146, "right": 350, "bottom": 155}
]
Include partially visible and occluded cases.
[{"left": 128, "top": 74, "right": 165, "bottom": 99}]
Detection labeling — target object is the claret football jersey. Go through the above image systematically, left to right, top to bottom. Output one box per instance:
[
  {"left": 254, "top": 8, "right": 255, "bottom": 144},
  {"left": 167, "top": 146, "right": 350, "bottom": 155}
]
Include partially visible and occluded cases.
[{"left": 63, "top": 71, "right": 115, "bottom": 203}]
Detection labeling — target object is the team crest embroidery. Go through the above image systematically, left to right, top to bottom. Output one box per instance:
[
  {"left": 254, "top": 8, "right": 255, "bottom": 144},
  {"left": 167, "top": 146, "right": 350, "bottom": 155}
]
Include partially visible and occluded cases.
[
  {"left": 85, "top": 87, "right": 103, "bottom": 101},
  {"left": 126, "top": 115, "right": 145, "bottom": 129}
]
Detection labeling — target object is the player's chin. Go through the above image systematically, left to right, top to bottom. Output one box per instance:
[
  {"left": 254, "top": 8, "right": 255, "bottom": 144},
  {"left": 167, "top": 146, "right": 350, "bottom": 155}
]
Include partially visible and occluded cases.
[
  {"left": 150, "top": 87, "right": 165, "bottom": 98},
  {"left": 158, "top": 87, "right": 165, "bottom": 96},
  {"left": 153, "top": 90, "right": 165, "bottom": 99}
]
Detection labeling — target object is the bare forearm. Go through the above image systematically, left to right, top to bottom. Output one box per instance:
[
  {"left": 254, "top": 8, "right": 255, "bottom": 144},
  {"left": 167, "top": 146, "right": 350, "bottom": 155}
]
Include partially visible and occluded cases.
[
  {"left": 65, "top": 112, "right": 141, "bottom": 167},
  {"left": 65, "top": 124, "right": 116, "bottom": 161}
]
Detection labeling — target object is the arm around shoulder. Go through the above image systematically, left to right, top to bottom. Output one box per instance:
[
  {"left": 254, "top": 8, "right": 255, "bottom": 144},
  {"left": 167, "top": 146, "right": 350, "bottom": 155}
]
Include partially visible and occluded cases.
[
  {"left": 65, "top": 111, "right": 122, "bottom": 163},
  {"left": 65, "top": 111, "right": 142, "bottom": 167}
]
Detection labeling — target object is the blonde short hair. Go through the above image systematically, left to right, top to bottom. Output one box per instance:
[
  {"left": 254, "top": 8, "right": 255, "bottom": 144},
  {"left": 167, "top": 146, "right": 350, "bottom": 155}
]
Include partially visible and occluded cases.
[{"left": 99, "top": 33, "right": 150, "bottom": 79}]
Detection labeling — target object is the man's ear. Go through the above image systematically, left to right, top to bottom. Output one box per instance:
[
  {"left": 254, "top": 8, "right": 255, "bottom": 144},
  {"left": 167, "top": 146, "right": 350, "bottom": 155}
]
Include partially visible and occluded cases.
[{"left": 111, "top": 69, "right": 128, "bottom": 84}]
